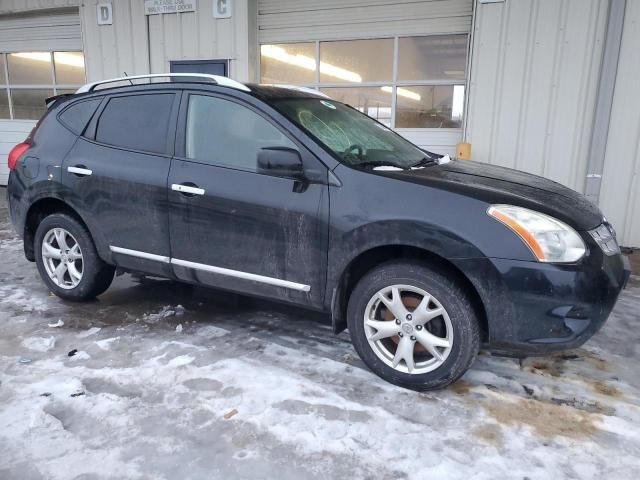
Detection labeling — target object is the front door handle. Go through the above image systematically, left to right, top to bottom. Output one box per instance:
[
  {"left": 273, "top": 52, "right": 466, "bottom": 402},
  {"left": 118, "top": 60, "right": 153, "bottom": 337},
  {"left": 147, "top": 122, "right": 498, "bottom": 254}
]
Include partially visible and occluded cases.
[
  {"left": 67, "top": 165, "right": 92, "bottom": 176},
  {"left": 171, "top": 183, "right": 205, "bottom": 196}
]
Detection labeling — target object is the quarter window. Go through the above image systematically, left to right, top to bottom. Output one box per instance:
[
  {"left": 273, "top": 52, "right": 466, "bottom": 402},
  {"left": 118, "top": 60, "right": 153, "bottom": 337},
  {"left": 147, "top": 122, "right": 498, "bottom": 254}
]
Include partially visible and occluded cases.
[
  {"left": 260, "top": 35, "right": 467, "bottom": 129},
  {"left": 0, "top": 51, "right": 86, "bottom": 120},
  {"left": 95, "top": 94, "right": 174, "bottom": 154},
  {"left": 185, "top": 95, "right": 297, "bottom": 171},
  {"left": 59, "top": 98, "right": 102, "bottom": 135}
]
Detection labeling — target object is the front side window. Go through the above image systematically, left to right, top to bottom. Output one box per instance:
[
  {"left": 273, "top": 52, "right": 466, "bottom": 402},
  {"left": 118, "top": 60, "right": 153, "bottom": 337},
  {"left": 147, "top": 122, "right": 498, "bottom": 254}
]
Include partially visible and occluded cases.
[
  {"left": 0, "top": 51, "right": 86, "bottom": 120},
  {"left": 95, "top": 94, "right": 174, "bottom": 154},
  {"left": 185, "top": 95, "right": 297, "bottom": 171},
  {"left": 273, "top": 98, "right": 428, "bottom": 169}
]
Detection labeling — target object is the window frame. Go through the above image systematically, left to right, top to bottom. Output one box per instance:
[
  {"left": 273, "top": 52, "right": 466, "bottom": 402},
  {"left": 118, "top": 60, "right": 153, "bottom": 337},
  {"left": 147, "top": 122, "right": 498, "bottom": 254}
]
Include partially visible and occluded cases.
[
  {"left": 258, "top": 34, "right": 469, "bottom": 130},
  {"left": 0, "top": 51, "right": 87, "bottom": 120},
  {"left": 175, "top": 90, "right": 307, "bottom": 175}
]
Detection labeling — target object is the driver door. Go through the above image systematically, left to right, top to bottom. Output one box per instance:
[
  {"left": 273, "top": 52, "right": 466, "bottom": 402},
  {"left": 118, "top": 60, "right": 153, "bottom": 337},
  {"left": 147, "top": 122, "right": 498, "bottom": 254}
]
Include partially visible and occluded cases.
[{"left": 168, "top": 92, "right": 329, "bottom": 307}]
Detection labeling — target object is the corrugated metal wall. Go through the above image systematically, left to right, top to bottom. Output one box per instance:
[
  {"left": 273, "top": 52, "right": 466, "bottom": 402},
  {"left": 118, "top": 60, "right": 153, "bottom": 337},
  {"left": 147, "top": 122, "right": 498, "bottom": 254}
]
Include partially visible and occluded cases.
[
  {"left": 0, "top": 0, "right": 79, "bottom": 15},
  {"left": 79, "top": 0, "right": 256, "bottom": 83},
  {"left": 79, "top": 0, "right": 149, "bottom": 80},
  {"left": 257, "top": 0, "right": 473, "bottom": 42},
  {"left": 465, "top": 0, "right": 608, "bottom": 192},
  {"left": 599, "top": 0, "right": 640, "bottom": 247},
  {"left": 0, "top": 8, "right": 82, "bottom": 51}
]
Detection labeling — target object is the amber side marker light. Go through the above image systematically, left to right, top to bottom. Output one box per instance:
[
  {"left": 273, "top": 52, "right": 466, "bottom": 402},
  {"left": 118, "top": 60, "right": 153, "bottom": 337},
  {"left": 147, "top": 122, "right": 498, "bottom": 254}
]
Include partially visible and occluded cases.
[{"left": 487, "top": 206, "right": 546, "bottom": 261}]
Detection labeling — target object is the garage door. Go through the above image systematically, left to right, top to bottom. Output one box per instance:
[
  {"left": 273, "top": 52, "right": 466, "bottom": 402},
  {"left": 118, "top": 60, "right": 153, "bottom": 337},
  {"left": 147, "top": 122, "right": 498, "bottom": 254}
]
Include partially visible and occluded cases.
[
  {"left": 257, "top": 0, "right": 473, "bottom": 156},
  {"left": 0, "top": 8, "right": 83, "bottom": 186}
]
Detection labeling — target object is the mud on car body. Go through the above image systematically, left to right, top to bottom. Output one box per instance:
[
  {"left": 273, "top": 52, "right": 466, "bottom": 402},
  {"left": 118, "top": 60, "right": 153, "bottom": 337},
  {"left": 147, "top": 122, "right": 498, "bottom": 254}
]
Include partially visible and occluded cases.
[{"left": 7, "top": 74, "right": 631, "bottom": 390}]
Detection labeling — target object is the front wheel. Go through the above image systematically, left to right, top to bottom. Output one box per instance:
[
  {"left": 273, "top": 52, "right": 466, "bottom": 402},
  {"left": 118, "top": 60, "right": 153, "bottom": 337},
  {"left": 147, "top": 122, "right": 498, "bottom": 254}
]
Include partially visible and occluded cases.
[
  {"left": 34, "top": 213, "right": 115, "bottom": 301},
  {"left": 347, "top": 261, "right": 480, "bottom": 391}
]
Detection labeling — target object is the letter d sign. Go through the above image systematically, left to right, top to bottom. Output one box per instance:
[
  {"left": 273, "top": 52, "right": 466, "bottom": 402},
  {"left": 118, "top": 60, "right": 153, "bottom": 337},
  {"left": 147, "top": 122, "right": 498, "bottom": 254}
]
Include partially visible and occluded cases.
[
  {"left": 214, "top": 0, "right": 233, "bottom": 18},
  {"left": 97, "top": 3, "right": 113, "bottom": 25}
]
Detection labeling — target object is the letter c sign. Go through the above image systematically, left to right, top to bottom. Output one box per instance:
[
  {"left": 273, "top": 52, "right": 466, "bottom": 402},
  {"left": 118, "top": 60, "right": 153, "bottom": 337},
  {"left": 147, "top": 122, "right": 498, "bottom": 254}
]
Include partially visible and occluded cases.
[{"left": 214, "top": 0, "right": 233, "bottom": 18}]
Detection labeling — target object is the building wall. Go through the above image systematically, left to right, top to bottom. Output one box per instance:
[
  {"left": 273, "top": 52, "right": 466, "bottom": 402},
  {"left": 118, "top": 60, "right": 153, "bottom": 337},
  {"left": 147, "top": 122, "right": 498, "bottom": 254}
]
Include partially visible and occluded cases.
[
  {"left": 78, "top": 0, "right": 256, "bottom": 83},
  {"left": 465, "top": 0, "right": 608, "bottom": 193},
  {"left": 599, "top": 0, "right": 640, "bottom": 247}
]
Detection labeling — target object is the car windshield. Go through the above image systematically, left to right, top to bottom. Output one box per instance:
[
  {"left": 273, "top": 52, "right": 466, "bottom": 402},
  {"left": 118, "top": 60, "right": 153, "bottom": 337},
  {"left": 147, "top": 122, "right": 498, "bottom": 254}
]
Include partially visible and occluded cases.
[{"left": 271, "top": 98, "right": 436, "bottom": 169}]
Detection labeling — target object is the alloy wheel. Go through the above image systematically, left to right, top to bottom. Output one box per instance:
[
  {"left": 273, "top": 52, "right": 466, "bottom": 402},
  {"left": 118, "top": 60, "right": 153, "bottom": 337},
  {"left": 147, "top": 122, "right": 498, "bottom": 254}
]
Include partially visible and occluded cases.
[
  {"left": 41, "top": 227, "right": 84, "bottom": 290},
  {"left": 363, "top": 284, "right": 453, "bottom": 374}
]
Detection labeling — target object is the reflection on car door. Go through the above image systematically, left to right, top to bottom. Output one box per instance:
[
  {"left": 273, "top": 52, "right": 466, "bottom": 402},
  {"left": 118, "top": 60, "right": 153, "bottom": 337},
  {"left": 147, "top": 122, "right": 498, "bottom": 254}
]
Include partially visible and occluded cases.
[
  {"left": 62, "top": 92, "right": 179, "bottom": 276},
  {"left": 168, "top": 92, "right": 329, "bottom": 307}
]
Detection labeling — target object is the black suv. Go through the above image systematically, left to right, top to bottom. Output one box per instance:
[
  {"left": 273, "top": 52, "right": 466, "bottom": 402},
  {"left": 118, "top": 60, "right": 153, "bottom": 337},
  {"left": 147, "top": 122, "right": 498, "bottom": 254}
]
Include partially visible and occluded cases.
[{"left": 7, "top": 74, "right": 630, "bottom": 390}]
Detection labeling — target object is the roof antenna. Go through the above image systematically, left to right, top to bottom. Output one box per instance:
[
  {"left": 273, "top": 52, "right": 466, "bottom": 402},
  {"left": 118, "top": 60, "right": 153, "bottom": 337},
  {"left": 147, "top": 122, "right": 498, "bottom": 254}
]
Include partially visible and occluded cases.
[{"left": 123, "top": 72, "right": 134, "bottom": 85}]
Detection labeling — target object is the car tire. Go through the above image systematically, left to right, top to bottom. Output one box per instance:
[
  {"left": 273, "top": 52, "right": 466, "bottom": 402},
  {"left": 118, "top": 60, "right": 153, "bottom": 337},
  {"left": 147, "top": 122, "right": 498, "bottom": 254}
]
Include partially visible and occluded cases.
[
  {"left": 34, "top": 213, "right": 115, "bottom": 301},
  {"left": 347, "top": 261, "right": 480, "bottom": 391}
]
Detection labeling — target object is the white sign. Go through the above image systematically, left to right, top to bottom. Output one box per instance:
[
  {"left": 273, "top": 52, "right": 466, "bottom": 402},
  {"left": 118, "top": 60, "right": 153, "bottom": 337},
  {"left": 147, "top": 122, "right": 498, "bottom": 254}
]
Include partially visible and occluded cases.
[
  {"left": 144, "top": 0, "right": 196, "bottom": 15},
  {"left": 213, "top": 0, "right": 233, "bottom": 18},
  {"left": 96, "top": 3, "right": 113, "bottom": 25}
]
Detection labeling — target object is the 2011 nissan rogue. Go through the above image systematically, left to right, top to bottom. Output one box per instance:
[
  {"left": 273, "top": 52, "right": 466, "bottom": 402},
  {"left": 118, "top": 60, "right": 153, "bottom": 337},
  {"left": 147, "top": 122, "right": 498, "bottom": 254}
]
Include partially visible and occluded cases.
[{"left": 7, "top": 74, "right": 631, "bottom": 390}]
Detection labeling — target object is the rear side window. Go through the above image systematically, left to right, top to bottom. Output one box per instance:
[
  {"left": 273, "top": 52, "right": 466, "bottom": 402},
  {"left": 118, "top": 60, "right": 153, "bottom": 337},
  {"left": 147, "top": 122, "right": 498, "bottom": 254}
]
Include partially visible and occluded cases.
[
  {"left": 95, "top": 94, "right": 174, "bottom": 154},
  {"left": 59, "top": 98, "right": 101, "bottom": 135}
]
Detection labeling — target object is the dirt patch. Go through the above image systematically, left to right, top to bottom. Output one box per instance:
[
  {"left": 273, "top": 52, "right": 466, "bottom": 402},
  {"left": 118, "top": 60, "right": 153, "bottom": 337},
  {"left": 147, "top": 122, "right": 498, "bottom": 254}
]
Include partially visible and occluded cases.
[
  {"left": 527, "top": 359, "right": 564, "bottom": 377},
  {"left": 450, "top": 380, "right": 473, "bottom": 395},
  {"left": 590, "top": 380, "right": 620, "bottom": 397},
  {"left": 485, "top": 396, "right": 598, "bottom": 439},
  {"left": 472, "top": 424, "right": 503, "bottom": 446}
]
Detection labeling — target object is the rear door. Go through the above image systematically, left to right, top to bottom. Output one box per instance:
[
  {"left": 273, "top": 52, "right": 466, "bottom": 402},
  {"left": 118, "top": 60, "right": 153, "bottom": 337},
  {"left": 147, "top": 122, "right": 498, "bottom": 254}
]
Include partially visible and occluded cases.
[
  {"left": 62, "top": 91, "right": 179, "bottom": 276},
  {"left": 167, "top": 92, "right": 329, "bottom": 307}
]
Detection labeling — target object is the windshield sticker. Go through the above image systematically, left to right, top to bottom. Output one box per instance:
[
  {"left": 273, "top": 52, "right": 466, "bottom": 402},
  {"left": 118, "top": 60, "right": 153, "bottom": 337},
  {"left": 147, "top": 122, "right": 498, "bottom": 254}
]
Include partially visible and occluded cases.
[{"left": 320, "top": 100, "right": 337, "bottom": 109}]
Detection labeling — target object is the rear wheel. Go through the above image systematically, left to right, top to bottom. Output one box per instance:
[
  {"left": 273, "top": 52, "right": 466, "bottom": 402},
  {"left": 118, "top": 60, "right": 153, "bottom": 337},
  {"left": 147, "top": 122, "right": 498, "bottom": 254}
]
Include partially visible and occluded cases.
[
  {"left": 34, "top": 214, "right": 115, "bottom": 301},
  {"left": 347, "top": 261, "right": 480, "bottom": 391}
]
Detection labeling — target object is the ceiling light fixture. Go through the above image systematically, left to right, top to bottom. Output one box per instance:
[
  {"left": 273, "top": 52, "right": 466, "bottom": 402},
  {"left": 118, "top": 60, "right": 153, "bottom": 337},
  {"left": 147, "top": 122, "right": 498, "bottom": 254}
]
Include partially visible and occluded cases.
[
  {"left": 261, "top": 45, "right": 362, "bottom": 83},
  {"left": 10, "top": 52, "right": 85, "bottom": 68},
  {"left": 380, "top": 86, "right": 421, "bottom": 101}
]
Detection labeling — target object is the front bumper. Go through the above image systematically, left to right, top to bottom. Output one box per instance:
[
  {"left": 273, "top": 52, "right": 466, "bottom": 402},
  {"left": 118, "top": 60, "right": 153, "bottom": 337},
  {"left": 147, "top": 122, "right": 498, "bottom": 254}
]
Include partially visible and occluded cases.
[{"left": 453, "top": 247, "right": 630, "bottom": 356}]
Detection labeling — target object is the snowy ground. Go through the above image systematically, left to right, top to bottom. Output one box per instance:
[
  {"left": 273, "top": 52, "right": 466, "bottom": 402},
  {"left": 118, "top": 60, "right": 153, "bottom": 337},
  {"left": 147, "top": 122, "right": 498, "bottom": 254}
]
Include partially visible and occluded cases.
[{"left": 1, "top": 191, "right": 639, "bottom": 480}]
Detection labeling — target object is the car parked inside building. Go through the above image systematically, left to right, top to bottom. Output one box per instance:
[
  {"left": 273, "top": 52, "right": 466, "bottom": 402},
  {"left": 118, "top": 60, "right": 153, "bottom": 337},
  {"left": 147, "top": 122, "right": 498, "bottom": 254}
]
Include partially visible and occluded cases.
[{"left": 6, "top": 74, "right": 630, "bottom": 390}]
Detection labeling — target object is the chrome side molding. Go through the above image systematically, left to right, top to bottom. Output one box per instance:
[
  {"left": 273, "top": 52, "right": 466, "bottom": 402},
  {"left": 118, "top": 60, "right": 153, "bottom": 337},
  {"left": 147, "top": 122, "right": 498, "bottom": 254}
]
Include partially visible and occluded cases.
[
  {"left": 109, "top": 245, "right": 310, "bottom": 292},
  {"left": 109, "top": 246, "right": 170, "bottom": 263},
  {"left": 171, "top": 258, "right": 311, "bottom": 292}
]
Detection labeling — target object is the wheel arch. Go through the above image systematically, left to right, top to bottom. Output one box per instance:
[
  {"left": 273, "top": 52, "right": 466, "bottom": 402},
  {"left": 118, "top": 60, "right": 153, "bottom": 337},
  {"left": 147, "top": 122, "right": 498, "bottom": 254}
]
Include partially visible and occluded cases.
[
  {"left": 23, "top": 197, "right": 91, "bottom": 262},
  {"left": 330, "top": 244, "right": 489, "bottom": 339}
]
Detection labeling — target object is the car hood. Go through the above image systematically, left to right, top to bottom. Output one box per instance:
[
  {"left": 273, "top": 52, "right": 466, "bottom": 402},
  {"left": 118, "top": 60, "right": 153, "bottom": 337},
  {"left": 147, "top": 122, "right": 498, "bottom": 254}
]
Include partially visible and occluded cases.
[{"left": 379, "top": 159, "right": 603, "bottom": 231}]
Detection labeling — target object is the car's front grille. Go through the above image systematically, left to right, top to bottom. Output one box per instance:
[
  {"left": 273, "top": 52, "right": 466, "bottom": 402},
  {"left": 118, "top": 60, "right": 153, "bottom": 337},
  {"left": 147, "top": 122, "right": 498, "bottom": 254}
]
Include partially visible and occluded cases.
[{"left": 589, "top": 223, "right": 620, "bottom": 256}]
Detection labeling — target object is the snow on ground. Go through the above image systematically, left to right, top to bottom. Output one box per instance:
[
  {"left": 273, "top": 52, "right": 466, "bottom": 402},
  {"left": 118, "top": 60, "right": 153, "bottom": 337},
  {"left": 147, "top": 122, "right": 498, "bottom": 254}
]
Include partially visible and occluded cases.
[{"left": 1, "top": 194, "right": 640, "bottom": 479}]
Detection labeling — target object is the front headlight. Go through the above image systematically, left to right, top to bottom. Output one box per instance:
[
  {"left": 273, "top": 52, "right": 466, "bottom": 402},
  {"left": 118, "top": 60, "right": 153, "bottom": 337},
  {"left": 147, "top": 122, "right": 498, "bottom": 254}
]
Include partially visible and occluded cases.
[{"left": 487, "top": 204, "right": 586, "bottom": 263}]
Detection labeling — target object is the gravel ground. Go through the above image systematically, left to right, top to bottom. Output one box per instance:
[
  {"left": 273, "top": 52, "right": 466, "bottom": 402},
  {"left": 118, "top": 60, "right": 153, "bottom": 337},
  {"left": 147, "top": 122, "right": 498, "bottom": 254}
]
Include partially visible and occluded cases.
[{"left": 1, "top": 189, "right": 639, "bottom": 480}]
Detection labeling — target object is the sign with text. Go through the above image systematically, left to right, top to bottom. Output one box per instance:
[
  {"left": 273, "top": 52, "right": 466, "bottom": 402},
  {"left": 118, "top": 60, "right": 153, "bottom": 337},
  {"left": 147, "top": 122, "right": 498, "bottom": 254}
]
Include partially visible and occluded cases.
[{"left": 144, "top": 0, "right": 196, "bottom": 15}]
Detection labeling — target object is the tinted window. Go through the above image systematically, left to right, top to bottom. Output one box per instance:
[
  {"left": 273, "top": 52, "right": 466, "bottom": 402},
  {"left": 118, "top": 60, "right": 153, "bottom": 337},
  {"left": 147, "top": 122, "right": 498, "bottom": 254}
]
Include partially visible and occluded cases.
[
  {"left": 95, "top": 94, "right": 174, "bottom": 153},
  {"left": 186, "top": 95, "right": 296, "bottom": 170},
  {"left": 59, "top": 98, "right": 101, "bottom": 134}
]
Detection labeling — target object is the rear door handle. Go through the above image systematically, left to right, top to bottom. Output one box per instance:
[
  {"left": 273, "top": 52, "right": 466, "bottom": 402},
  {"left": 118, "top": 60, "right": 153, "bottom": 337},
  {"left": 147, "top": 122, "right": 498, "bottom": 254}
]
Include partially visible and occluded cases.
[
  {"left": 68, "top": 165, "right": 92, "bottom": 176},
  {"left": 171, "top": 183, "right": 205, "bottom": 196}
]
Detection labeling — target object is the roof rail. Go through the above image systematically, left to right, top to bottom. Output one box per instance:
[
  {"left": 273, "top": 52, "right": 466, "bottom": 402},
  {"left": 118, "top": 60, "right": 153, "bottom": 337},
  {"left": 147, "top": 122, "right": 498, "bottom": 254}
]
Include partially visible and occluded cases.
[
  {"left": 76, "top": 73, "right": 251, "bottom": 94},
  {"left": 267, "top": 84, "right": 331, "bottom": 99}
]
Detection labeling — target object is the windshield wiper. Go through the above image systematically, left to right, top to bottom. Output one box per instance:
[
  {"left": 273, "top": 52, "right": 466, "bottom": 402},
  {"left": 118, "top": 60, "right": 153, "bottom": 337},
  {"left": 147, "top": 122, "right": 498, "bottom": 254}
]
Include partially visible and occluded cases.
[
  {"left": 409, "top": 157, "right": 440, "bottom": 168},
  {"left": 354, "top": 160, "right": 408, "bottom": 170}
]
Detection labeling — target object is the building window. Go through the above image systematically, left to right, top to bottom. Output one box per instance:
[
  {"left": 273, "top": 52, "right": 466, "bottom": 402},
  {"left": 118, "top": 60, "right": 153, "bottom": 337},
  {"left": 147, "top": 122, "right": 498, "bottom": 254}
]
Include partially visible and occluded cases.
[
  {"left": 260, "top": 35, "right": 467, "bottom": 129},
  {"left": 0, "top": 51, "right": 86, "bottom": 120}
]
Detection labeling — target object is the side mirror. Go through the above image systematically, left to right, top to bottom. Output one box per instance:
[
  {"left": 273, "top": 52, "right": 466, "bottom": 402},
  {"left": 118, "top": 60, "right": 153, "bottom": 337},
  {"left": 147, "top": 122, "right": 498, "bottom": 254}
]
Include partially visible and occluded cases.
[{"left": 257, "top": 147, "right": 304, "bottom": 179}]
